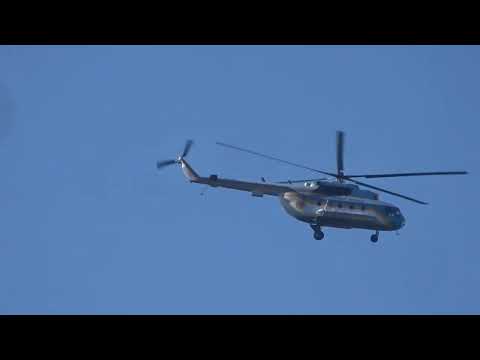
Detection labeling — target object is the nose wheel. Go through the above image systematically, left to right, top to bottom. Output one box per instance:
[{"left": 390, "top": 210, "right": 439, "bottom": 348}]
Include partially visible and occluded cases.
[{"left": 370, "top": 231, "right": 379, "bottom": 243}]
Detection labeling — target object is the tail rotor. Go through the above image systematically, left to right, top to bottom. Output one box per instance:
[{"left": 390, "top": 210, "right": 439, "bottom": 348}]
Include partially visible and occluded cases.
[{"left": 156, "top": 139, "right": 194, "bottom": 170}]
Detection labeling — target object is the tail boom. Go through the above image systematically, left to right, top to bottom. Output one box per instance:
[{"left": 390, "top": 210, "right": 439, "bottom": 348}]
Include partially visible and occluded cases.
[{"left": 180, "top": 159, "right": 292, "bottom": 197}]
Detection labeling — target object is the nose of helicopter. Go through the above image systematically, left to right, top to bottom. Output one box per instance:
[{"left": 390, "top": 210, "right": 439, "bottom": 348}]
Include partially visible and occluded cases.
[
  {"left": 388, "top": 213, "right": 405, "bottom": 230},
  {"left": 397, "top": 214, "right": 406, "bottom": 229}
]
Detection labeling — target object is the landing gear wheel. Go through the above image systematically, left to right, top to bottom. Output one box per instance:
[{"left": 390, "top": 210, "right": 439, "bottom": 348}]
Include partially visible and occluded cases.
[
  {"left": 314, "top": 231, "right": 324, "bottom": 240},
  {"left": 370, "top": 234, "right": 378, "bottom": 243}
]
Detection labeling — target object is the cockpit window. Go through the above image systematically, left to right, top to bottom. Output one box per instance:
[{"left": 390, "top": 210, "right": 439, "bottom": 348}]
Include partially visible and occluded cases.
[{"left": 384, "top": 206, "right": 400, "bottom": 216}]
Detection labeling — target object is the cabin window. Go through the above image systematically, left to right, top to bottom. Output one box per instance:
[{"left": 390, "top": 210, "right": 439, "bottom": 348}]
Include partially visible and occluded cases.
[
  {"left": 338, "top": 203, "right": 343, "bottom": 208},
  {"left": 349, "top": 205, "right": 354, "bottom": 210},
  {"left": 361, "top": 205, "right": 366, "bottom": 211}
]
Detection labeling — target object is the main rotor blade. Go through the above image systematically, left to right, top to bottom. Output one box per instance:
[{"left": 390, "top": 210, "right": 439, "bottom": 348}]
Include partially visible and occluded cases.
[
  {"left": 336, "top": 131, "right": 345, "bottom": 177},
  {"left": 182, "top": 140, "right": 194, "bottom": 158},
  {"left": 215, "top": 141, "right": 430, "bottom": 204},
  {"left": 216, "top": 142, "right": 337, "bottom": 178},
  {"left": 156, "top": 159, "right": 177, "bottom": 169},
  {"left": 344, "top": 171, "right": 468, "bottom": 179},
  {"left": 343, "top": 177, "right": 428, "bottom": 205},
  {"left": 275, "top": 178, "right": 328, "bottom": 184}
]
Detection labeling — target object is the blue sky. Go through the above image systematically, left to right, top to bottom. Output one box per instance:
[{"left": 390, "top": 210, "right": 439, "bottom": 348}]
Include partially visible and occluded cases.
[{"left": 0, "top": 45, "right": 478, "bottom": 314}]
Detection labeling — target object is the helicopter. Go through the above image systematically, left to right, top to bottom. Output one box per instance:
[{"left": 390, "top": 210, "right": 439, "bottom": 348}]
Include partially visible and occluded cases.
[{"left": 156, "top": 131, "right": 468, "bottom": 242}]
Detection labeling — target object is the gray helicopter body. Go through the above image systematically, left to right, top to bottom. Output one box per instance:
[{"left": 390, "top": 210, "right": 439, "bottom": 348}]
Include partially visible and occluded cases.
[
  {"left": 158, "top": 132, "right": 466, "bottom": 242},
  {"left": 180, "top": 160, "right": 405, "bottom": 235},
  {"left": 280, "top": 185, "right": 405, "bottom": 231}
]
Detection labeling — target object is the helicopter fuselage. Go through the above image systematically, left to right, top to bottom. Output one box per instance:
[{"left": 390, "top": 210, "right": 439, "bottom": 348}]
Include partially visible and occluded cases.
[
  {"left": 180, "top": 159, "right": 405, "bottom": 232},
  {"left": 280, "top": 190, "right": 405, "bottom": 231}
]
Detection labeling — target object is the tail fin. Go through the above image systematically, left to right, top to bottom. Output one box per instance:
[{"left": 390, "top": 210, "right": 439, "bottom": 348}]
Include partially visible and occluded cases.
[{"left": 180, "top": 159, "right": 200, "bottom": 181}]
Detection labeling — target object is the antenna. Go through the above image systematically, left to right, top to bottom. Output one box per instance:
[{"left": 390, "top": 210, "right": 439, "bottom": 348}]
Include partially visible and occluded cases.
[{"left": 200, "top": 184, "right": 209, "bottom": 196}]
